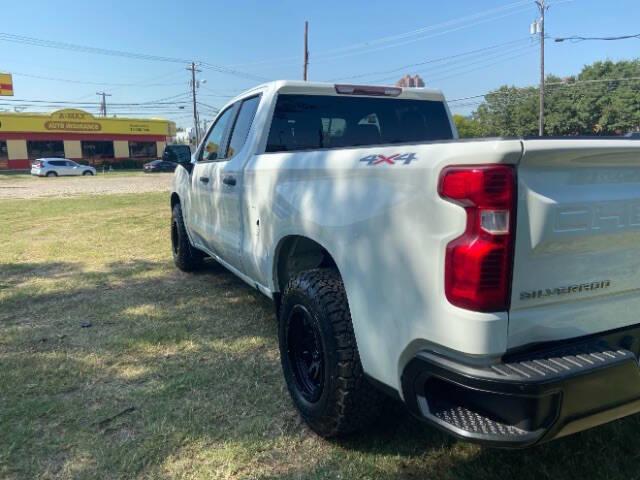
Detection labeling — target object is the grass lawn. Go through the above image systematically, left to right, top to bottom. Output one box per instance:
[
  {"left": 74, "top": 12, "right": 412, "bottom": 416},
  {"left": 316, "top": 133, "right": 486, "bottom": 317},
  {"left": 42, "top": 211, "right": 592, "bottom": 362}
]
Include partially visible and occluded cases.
[{"left": 2, "top": 192, "right": 640, "bottom": 479}]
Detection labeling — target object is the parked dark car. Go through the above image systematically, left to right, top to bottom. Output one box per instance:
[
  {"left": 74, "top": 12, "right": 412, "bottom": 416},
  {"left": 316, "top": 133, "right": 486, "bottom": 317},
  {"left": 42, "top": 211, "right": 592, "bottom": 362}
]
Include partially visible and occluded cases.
[{"left": 143, "top": 160, "right": 177, "bottom": 173}]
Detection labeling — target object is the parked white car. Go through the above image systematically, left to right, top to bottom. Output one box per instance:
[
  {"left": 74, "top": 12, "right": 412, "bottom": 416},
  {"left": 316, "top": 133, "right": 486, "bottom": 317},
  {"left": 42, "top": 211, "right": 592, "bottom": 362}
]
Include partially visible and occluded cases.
[
  {"left": 170, "top": 80, "right": 640, "bottom": 448},
  {"left": 31, "top": 158, "right": 96, "bottom": 177}
]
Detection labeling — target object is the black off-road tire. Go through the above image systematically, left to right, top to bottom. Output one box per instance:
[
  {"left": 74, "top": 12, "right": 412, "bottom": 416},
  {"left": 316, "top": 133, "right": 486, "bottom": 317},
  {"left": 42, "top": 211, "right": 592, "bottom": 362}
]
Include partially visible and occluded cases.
[
  {"left": 83, "top": 170, "right": 94, "bottom": 176},
  {"left": 46, "top": 171, "right": 57, "bottom": 177},
  {"left": 171, "top": 203, "right": 204, "bottom": 272},
  {"left": 279, "top": 268, "right": 385, "bottom": 437}
]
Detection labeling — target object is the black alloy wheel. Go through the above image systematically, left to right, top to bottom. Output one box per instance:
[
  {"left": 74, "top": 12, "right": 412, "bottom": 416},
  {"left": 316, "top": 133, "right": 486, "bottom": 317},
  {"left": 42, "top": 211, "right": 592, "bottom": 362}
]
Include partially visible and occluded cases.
[
  {"left": 171, "top": 203, "right": 204, "bottom": 271},
  {"left": 171, "top": 217, "right": 179, "bottom": 256},
  {"left": 278, "top": 269, "right": 385, "bottom": 437},
  {"left": 287, "top": 304, "right": 325, "bottom": 403}
]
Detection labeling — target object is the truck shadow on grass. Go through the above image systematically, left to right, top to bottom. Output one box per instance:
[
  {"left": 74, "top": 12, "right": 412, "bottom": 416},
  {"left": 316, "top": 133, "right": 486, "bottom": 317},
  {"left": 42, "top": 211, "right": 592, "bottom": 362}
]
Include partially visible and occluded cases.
[
  {"left": 2, "top": 259, "right": 640, "bottom": 479},
  {"left": 334, "top": 399, "right": 640, "bottom": 479}
]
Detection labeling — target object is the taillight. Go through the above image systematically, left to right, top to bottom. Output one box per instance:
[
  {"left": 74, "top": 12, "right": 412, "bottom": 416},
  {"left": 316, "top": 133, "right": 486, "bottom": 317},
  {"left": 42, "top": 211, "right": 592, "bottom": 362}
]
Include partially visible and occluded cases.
[{"left": 438, "top": 165, "right": 516, "bottom": 312}]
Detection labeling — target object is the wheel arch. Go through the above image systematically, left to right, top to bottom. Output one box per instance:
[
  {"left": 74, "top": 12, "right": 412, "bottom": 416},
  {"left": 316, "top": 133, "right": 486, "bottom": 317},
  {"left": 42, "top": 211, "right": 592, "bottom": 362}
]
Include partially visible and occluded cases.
[
  {"left": 170, "top": 192, "right": 181, "bottom": 209},
  {"left": 272, "top": 235, "right": 340, "bottom": 311}
]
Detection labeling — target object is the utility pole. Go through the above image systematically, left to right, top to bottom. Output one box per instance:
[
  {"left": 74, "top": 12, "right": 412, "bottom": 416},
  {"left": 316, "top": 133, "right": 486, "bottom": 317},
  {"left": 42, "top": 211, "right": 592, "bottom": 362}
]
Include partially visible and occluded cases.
[
  {"left": 534, "top": 0, "right": 548, "bottom": 137},
  {"left": 303, "top": 21, "right": 309, "bottom": 81},
  {"left": 187, "top": 62, "right": 202, "bottom": 144},
  {"left": 96, "top": 91, "right": 111, "bottom": 117}
]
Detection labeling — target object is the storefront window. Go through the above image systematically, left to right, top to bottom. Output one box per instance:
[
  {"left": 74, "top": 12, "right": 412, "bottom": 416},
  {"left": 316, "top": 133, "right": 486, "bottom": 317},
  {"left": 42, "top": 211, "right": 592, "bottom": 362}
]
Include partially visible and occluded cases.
[
  {"left": 27, "top": 140, "right": 65, "bottom": 160},
  {"left": 0, "top": 141, "right": 8, "bottom": 169},
  {"left": 81, "top": 141, "right": 114, "bottom": 160},
  {"left": 128, "top": 141, "right": 157, "bottom": 159}
]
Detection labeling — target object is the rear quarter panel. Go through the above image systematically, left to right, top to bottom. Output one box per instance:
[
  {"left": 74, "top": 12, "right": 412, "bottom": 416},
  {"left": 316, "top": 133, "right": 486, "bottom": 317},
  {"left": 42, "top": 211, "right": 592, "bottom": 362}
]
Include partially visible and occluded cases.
[{"left": 243, "top": 139, "right": 522, "bottom": 391}]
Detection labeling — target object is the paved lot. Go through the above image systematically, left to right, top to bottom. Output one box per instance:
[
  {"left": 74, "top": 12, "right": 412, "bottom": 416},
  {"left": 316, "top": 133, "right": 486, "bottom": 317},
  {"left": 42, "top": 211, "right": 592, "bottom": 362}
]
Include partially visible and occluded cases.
[{"left": 0, "top": 172, "right": 173, "bottom": 199}]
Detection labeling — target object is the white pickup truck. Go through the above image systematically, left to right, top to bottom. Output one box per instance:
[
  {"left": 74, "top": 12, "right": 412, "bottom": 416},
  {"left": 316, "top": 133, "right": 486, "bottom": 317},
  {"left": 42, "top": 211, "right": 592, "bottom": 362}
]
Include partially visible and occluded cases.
[{"left": 170, "top": 80, "right": 640, "bottom": 447}]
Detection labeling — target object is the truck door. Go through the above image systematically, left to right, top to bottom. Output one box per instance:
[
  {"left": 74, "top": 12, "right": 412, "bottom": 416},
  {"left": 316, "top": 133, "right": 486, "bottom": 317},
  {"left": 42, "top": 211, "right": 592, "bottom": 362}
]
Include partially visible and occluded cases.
[
  {"left": 210, "top": 95, "right": 261, "bottom": 271},
  {"left": 189, "top": 105, "right": 236, "bottom": 251}
]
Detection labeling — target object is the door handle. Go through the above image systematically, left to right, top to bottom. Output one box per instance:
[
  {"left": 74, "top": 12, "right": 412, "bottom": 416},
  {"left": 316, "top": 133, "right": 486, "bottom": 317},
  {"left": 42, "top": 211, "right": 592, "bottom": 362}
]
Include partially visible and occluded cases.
[
  {"left": 222, "top": 176, "right": 237, "bottom": 186},
  {"left": 199, "top": 177, "right": 210, "bottom": 184}
]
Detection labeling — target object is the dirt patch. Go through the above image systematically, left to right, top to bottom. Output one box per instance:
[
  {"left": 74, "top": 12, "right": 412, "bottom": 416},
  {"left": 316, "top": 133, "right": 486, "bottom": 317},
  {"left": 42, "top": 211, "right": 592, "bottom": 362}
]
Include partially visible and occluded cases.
[{"left": 0, "top": 173, "right": 172, "bottom": 199}]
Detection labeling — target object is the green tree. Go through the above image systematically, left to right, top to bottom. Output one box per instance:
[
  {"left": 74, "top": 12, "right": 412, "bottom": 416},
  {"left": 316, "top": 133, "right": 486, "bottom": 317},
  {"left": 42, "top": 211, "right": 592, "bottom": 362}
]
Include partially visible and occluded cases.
[
  {"left": 470, "top": 59, "right": 640, "bottom": 136},
  {"left": 452, "top": 114, "right": 482, "bottom": 138}
]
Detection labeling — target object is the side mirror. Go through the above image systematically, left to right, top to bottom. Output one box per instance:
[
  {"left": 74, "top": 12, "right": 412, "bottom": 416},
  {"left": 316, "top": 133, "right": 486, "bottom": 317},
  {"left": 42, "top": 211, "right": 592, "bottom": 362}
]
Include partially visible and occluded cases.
[
  {"left": 163, "top": 145, "right": 193, "bottom": 173},
  {"left": 162, "top": 150, "right": 176, "bottom": 163}
]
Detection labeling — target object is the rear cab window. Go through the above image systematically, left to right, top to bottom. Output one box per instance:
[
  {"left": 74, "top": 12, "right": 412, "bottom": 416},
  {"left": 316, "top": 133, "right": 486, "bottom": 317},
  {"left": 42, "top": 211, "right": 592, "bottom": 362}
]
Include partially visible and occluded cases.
[{"left": 266, "top": 94, "right": 453, "bottom": 153}]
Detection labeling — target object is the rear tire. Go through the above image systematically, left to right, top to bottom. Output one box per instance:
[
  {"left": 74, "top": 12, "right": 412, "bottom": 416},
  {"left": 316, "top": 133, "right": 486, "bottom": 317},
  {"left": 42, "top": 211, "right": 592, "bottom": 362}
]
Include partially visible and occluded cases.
[
  {"left": 46, "top": 171, "right": 57, "bottom": 177},
  {"left": 171, "top": 203, "right": 204, "bottom": 272},
  {"left": 279, "top": 268, "right": 384, "bottom": 437}
]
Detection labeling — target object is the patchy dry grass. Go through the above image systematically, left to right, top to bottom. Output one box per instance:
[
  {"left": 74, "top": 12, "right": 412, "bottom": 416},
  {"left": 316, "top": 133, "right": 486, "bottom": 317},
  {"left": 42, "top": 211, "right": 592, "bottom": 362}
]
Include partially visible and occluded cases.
[
  {"left": 0, "top": 170, "right": 147, "bottom": 181},
  {"left": 2, "top": 193, "right": 640, "bottom": 479}
]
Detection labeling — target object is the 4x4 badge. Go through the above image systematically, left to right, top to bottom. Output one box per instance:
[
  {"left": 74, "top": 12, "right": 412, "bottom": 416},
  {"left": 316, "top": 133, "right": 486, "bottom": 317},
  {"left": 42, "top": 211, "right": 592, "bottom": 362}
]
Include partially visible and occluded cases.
[{"left": 359, "top": 153, "right": 418, "bottom": 165}]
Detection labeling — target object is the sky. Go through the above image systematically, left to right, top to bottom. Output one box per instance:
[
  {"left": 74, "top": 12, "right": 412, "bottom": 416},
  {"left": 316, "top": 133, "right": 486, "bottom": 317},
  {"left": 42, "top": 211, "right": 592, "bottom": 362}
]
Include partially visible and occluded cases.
[{"left": 1, "top": 0, "right": 638, "bottom": 129}]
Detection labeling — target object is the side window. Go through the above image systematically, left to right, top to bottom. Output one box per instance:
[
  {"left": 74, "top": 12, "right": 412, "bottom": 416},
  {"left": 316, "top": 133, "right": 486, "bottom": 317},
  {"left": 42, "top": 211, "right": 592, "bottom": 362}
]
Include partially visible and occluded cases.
[
  {"left": 227, "top": 96, "right": 261, "bottom": 159},
  {"left": 200, "top": 107, "right": 234, "bottom": 162}
]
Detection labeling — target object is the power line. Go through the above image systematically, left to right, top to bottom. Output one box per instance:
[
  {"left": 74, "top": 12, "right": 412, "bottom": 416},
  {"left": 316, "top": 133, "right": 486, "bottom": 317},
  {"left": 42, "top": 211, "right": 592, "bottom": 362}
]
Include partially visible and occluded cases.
[
  {"left": 230, "top": 0, "right": 533, "bottom": 68},
  {"left": 299, "top": 0, "right": 571, "bottom": 72},
  {"left": 319, "top": 0, "right": 531, "bottom": 56},
  {"left": 309, "top": 4, "right": 535, "bottom": 64},
  {"left": 0, "top": 32, "right": 268, "bottom": 82},
  {"left": 554, "top": 33, "right": 640, "bottom": 42},
  {"left": 327, "top": 37, "right": 531, "bottom": 82},
  {"left": 364, "top": 41, "right": 538, "bottom": 85},
  {"left": 428, "top": 47, "right": 539, "bottom": 84},
  {"left": 67, "top": 68, "right": 188, "bottom": 103},
  {"left": 10, "top": 71, "right": 185, "bottom": 87},
  {"left": 447, "top": 76, "right": 640, "bottom": 113},
  {"left": 448, "top": 76, "right": 640, "bottom": 103},
  {"left": 198, "top": 85, "right": 238, "bottom": 98},
  {"left": 137, "top": 92, "right": 192, "bottom": 104},
  {"left": 0, "top": 97, "right": 191, "bottom": 106},
  {"left": 196, "top": 101, "right": 220, "bottom": 110},
  {"left": 0, "top": 106, "right": 189, "bottom": 115}
]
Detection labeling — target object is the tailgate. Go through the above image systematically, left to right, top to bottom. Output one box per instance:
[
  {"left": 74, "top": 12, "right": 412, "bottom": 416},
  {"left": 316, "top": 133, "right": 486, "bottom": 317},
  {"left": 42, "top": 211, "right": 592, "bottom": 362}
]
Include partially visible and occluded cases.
[{"left": 509, "top": 139, "right": 640, "bottom": 348}]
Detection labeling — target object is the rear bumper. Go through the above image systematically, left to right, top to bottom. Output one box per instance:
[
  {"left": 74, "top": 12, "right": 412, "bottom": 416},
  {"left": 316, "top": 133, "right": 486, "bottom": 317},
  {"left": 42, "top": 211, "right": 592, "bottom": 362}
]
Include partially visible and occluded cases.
[{"left": 401, "top": 325, "right": 640, "bottom": 448}]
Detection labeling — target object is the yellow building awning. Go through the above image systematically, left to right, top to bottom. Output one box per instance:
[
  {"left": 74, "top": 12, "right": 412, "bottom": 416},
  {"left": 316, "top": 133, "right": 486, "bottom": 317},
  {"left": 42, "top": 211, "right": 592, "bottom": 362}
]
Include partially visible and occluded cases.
[{"left": 0, "top": 109, "right": 176, "bottom": 137}]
